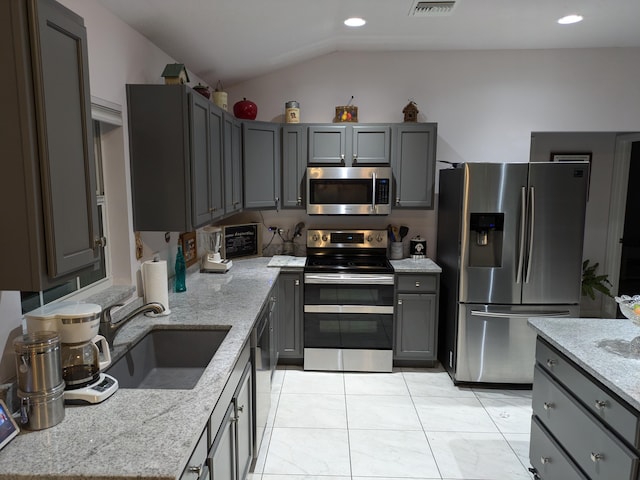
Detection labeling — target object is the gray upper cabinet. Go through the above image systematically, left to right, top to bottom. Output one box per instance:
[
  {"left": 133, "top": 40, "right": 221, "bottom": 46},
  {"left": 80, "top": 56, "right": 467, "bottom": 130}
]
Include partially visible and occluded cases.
[
  {"left": 1, "top": 0, "right": 101, "bottom": 291},
  {"left": 127, "top": 84, "right": 225, "bottom": 231},
  {"left": 223, "top": 112, "right": 243, "bottom": 216},
  {"left": 243, "top": 121, "right": 281, "bottom": 210},
  {"left": 391, "top": 123, "right": 437, "bottom": 209},
  {"left": 308, "top": 124, "right": 390, "bottom": 166},
  {"left": 281, "top": 125, "right": 307, "bottom": 209}
]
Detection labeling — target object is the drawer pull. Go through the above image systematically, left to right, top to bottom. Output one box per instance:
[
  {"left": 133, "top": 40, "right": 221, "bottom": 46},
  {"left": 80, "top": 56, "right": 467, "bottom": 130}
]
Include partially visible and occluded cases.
[
  {"left": 415, "top": 281, "right": 421, "bottom": 287},
  {"left": 546, "top": 359, "right": 557, "bottom": 368},
  {"left": 594, "top": 399, "right": 608, "bottom": 410},
  {"left": 543, "top": 402, "right": 554, "bottom": 410},
  {"left": 237, "top": 404, "right": 244, "bottom": 413},
  {"left": 590, "top": 452, "right": 604, "bottom": 463},
  {"left": 540, "top": 456, "right": 550, "bottom": 465},
  {"left": 188, "top": 465, "right": 203, "bottom": 476}
]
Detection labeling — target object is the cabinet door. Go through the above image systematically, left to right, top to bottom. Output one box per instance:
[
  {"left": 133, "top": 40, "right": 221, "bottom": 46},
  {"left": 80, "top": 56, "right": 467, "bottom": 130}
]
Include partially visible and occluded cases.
[
  {"left": 33, "top": 0, "right": 101, "bottom": 277},
  {"left": 191, "top": 92, "right": 213, "bottom": 227},
  {"left": 208, "top": 105, "right": 224, "bottom": 221},
  {"left": 223, "top": 112, "right": 243, "bottom": 215},
  {"left": 243, "top": 121, "right": 281, "bottom": 209},
  {"left": 392, "top": 123, "right": 437, "bottom": 209},
  {"left": 282, "top": 125, "right": 307, "bottom": 208},
  {"left": 308, "top": 125, "right": 347, "bottom": 164},
  {"left": 352, "top": 125, "right": 390, "bottom": 165},
  {"left": 277, "top": 273, "right": 303, "bottom": 359},
  {"left": 394, "top": 293, "right": 437, "bottom": 360},
  {"left": 235, "top": 366, "right": 253, "bottom": 480},
  {"left": 210, "top": 403, "right": 236, "bottom": 480}
]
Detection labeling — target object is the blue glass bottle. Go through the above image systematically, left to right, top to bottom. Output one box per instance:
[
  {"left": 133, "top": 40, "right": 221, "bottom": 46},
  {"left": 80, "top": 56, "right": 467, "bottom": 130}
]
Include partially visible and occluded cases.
[{"left": 175, "top": 245, "right": 187, "bottom": 292}]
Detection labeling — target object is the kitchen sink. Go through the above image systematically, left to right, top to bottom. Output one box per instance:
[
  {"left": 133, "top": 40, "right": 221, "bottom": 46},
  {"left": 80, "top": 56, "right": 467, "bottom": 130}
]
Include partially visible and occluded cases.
[{"left": 105, "top": 327, "right": 230, "bottom": 389}]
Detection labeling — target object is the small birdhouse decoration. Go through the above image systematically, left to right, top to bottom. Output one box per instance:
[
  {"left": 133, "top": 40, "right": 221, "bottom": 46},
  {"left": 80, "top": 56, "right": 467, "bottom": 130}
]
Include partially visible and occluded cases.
[
  {"left": 161, "top": 63, "right": 190, "bottom": 85},
  {"left": 403, "top": 101, "right": 419, "bottom": 122}
]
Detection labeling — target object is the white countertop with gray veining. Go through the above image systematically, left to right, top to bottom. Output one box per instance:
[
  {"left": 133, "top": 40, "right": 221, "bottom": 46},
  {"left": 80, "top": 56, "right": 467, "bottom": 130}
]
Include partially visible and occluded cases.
[
  {"left": 266, "top": 255, "right": 307, "bottom": 268},
  {"left": 0, "top": 257, "right": 278, "bottom": 480},
  {"left": 390, "top": 257, "right": 442, "bottom": 273},
  {"left": 528, "top": 317, "right": 640, "bottom": 411}
]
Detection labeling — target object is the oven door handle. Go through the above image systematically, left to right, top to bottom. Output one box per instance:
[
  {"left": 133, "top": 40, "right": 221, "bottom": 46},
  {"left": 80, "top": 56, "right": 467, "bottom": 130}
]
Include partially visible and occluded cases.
[
  {"left": 304, "top": 274, "right": 395, "bottom": 285},
  {"left": 304, "top": 305, "right": 394, "bottom": 314}
]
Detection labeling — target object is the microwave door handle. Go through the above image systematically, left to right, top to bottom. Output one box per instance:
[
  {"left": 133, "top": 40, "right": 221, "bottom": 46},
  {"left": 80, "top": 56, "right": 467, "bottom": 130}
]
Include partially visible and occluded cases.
[{"left": 371, "top": 171, "right": 376, "bottom": 212}]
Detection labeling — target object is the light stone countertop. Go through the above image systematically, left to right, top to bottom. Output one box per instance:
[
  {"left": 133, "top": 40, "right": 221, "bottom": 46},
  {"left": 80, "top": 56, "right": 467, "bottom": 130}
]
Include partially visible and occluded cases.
[
  {"left": 267, "top": 255, "right": 306, "bottom": 268},
  {"left": 0, "top": 257, "right": 278, "bottom": 480},
  {"left": 390, "top": 257, "right": 442, "bottom": 273},
  {"left": 528, "top": 317, "right": 640, "bottom": 411}
]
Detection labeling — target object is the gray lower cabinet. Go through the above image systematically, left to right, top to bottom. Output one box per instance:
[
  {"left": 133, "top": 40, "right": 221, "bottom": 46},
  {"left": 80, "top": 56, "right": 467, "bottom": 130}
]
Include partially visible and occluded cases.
[
  {"left": 1, "top": 0, "right": 101, "bottom": 291},
  {"left": 127, "top": 84, "right": 225, "bottom": 231},
  {"left": 223, "top": 112, "right": 243, "bottom": 216},
  {"left": 243, "top": 121, "right": 281, "bottom": 210},
  {"left": 391, "top": 123, "right": 437, "bottom": 209},
  {"left": 307, "top": 124, "right": 390, "bottom": 166},
  {"left": 281, "top": 125, "right": 307, "bottom": 209},
  {"left": 277, "top": 272, "right": 303, "bottom": 361},
  {"left": 394, "top": 273, "right": 439, "bottom": 364},
  {"left": 530, "top": 337, "right": 640, "bottom": 480},
  {"left": 180, "top": 427, "right": 209, "bottom": 480}
]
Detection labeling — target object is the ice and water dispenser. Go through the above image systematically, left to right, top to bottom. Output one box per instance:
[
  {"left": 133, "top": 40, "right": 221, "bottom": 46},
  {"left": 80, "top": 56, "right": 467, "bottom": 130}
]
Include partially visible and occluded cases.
[{"left": 468, "top": 213, "right": 504, "bottom": 267}]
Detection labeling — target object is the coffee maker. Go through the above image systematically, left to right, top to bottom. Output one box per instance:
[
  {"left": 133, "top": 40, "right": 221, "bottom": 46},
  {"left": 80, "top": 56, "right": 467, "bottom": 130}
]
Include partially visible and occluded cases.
[
  {"left": 201, "top": 226, "right": 232, "bottom": 273},
  {"left": 24, "top": 302, "right": 118, "bottom": 404}
]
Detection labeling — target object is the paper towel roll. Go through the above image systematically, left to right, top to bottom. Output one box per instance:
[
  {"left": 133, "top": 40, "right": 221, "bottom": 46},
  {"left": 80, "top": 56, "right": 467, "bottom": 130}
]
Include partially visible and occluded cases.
[{"left": 142, "top": 260, "right": 171, "bottom": 315}]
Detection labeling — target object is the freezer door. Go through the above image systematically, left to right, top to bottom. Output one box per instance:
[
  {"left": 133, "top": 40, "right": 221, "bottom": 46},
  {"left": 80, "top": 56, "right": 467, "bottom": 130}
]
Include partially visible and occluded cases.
[
  {"left": 523, "top": 162, "right": 589, "bottom": 304},
  {"left": 459, "top": 163, "right": 528, "bottom": 304},
  {"left": 454, "top": 304, "right": 578, "bottom": 384}
]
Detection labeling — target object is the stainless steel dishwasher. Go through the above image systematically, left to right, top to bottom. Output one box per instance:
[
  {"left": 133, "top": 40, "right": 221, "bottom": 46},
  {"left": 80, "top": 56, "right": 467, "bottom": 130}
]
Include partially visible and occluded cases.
[{"left": 251, "top": 295, "right": 274, "bottom": 465}]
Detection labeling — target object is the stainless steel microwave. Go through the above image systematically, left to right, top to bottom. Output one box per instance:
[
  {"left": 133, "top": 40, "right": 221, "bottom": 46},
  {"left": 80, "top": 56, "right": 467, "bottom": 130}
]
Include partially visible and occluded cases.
[{"left": 306, "top": 166, "right": 392, "bottom": 215}]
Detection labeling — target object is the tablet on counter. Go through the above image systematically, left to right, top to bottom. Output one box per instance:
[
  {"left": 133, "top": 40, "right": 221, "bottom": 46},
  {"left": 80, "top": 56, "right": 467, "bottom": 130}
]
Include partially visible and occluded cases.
[{"left": 0, "top": 399, "right": 19, "bottom": 451}]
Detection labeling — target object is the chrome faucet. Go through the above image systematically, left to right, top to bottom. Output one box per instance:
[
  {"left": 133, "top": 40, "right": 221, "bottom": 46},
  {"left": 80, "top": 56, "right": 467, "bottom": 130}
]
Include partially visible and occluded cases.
[{"left": 100, "top": 302, "right": 165, "bottom": 346}]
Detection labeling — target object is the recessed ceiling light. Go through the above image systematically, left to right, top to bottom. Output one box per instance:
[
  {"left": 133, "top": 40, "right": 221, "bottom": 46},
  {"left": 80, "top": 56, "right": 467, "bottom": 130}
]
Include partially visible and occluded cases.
[
  {"left": 557, "top": 14, "right": 584, "bottom": 25},
  {"left": 344, "top": 17, "right": 366, "bottom": 27}
]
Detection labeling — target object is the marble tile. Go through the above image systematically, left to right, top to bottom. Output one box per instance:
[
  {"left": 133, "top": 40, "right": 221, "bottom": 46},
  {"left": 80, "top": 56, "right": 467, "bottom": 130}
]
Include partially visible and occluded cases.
[
  {"left": 272, "top": 367, "right": 286, "bottom": 394},
  {"left": 281, "top": 369, "right": 345, "bottom": 395},
  {"left": 403, "top": 370, "right": 476, "bottom": 398},
  {"left": 344, "top": 371, "right": 409, "bottom": 395},
  {"left": 473, "top": 387, "right": 532, "bottom": 400},
  {"left": 275, "top": 393, "right": 347, "bottom": 428},
  {"left": 346, "top": 394, "right": 422, "bottom": 430},
  {"left": 414, "top": 396, "right": 499, "bottom": 433},
  {"left": 478, "top": 397, "right": 533, "bottom": 434},
  {"left": 252, "top": 427, "right": 272, "bottom": 474},
  {"left": 264, "top": 428, "right": 351, "bottom": 476},
  {"left": 349, "top": 429, "right": 440, "bottom": 478},
  {"left": 428, "top": 431, "right": 532, "bottom": 479},
  {"left": 504, "top": 432, "right": 535, "bottom": 476},
  {"left": 263, "top": 476, "right": 350, "bottom": 480},
  {"left": 354, "top": 478, "right": 440, "bottom": 480}
]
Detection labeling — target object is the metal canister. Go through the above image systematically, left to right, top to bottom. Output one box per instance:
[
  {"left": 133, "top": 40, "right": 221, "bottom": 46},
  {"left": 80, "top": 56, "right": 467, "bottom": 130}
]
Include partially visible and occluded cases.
[
  {"left": 285, "top": 101, "right": 300, "bottom": 123},
  {"left": 410, "top": 235, "right": 427, "bottom": 259},
  {"left": 13, "top": 332, "right": 63, "bottom": 393},
  {"left": 18, "top": 382, "right": 65, "bottom": 430}
]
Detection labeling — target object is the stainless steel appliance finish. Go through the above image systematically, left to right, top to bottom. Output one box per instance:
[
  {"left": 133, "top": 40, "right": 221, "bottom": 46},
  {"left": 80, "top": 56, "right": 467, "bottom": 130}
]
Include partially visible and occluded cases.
[
  {"left": 437, "top": 162, "right": 589, "bottom": 385},
  {"left": 306, "top": 166, "right": 392, "bottom": 215},
  {"left": 304, "top": 229, "right": 394, "bottom": 372},
  {"left": 251, "top": 297, "right": 274, "bottom": 460},
  {"left": 13, "top": 332, "right": 63, "bottom": 393}
]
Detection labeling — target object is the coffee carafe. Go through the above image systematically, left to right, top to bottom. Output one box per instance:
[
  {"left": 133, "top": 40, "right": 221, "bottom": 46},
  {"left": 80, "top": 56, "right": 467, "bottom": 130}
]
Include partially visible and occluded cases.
[{"left": 24, "top": 302, "right": 119, "bottom": 404}]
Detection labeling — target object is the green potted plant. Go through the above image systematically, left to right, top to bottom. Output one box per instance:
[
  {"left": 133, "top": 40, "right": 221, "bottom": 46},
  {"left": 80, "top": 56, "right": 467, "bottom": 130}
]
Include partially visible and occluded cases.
[{"left": 581, "top": 259, "right": 613, "bottom": 300}]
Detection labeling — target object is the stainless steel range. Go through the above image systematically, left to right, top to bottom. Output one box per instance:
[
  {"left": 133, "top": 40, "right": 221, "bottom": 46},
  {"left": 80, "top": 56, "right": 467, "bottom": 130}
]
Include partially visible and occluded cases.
[{"left": 303, "top": 229, "right": 394, "bottom": 372}]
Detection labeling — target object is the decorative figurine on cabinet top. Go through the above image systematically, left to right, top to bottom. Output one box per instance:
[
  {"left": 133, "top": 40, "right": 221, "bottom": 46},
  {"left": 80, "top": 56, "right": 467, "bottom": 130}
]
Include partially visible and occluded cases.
[
  {"left": 161, "top": 63, "right": 190, "bottom": 85},
  {"left": 403, "top": 101, "right": 419, "bottom": 122}
]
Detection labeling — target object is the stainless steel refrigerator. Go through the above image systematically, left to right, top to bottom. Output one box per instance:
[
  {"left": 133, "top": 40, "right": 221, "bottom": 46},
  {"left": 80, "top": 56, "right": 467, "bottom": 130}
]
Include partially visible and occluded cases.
[{"left": 436, "top": 162, "right": 589, "bottom": 385}]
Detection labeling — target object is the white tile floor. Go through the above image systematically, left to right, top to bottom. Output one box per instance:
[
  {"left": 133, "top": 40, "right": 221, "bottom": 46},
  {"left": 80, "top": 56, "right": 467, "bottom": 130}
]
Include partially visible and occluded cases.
[{"left": 250, "top": 365, "right": 535, "bottom": 480}]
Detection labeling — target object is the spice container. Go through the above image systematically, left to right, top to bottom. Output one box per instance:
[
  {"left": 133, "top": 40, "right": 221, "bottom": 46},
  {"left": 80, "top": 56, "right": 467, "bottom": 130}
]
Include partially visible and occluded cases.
[{"left": 285, "top": 101, "right": 300, "bottom": 123}]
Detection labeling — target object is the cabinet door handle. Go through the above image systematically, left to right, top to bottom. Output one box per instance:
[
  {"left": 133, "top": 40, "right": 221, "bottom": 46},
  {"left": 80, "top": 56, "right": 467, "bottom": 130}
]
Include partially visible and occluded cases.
[
  {"left": 340, "top": 154, "right": 345, "bottom": 161},
  {"left": 297, "top": 196, "right": 302, "bottom": 206},
  {"left": 395, "top": 197, "right": 401, "bottom": 206},
  {"left": 94, "top": 236, "right": 107, "bottom": 248},
  {"left": 295, "top": 279, "right": 300, "bottom": 286},
  {"left": 398, "top": 299, "right": 403, "bottom": 305},
  {"left": 546, "top": 359, "right": 557, "bottom": 368},
  {"left": 594, "top": 399, "right": 608, "bottom": 410},
  {"left": 543, "top": 402, "right": 554, "bottom": 410},
  {"left": 237, "top": 404, "right": 244, "bottom": 413},
  {"left": 590, "top": 452, "right": 604, "bottom": 463},
  {"left": 540, "top": 456, "right": 550, "bottom": 465},
  {"left": 188, "top": 465, "right": 203, "bottom": 476}
]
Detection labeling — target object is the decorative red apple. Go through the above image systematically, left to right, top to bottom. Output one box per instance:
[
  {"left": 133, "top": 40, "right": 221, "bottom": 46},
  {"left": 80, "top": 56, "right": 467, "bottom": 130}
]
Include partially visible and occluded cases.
[{"left": 233, "top": 98, "right": 257, "bottom": 120}]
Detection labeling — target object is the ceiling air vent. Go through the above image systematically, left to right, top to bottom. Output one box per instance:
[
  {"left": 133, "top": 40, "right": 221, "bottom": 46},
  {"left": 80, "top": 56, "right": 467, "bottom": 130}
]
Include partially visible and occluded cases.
[{"left": 409, "top": 0, "right": 457, "bottom": 17}]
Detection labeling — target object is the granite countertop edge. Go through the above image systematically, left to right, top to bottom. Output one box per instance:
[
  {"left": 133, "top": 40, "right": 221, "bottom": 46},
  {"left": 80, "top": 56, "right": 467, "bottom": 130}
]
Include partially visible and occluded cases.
[
  {"left": 267, "top": 255, "right": 442, "bottom": 273},
  {"left": 0, "top": 257, "right": 278, "bottom": 480},
  {"left": 528, "top": 317, "right": 640, "bottom": 411}
]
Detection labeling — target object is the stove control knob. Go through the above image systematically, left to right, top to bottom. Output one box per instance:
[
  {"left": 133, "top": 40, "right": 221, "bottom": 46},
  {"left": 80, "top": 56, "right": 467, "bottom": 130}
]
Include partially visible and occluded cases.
[
  {"left": 311, "top": 234, "right": 319, "bottom": 242},
  {"left": 322, "top": 234, "right": 328, "bottom": 242},
  {"left": 376, "top": 234, "right": 383, "bottom": 243},
  {"left": 367, "top": 235, "right": 373, "bottom": 243}
]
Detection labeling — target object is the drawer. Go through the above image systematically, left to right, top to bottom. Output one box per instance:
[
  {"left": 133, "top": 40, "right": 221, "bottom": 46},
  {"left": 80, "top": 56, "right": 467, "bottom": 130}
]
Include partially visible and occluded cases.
[
  {"left": 397, "top": 274, "right": 437, "bottom": 292},
  {"left": 536, "top": 338, "right": 640, "bottom": 449},
  {"left": 532, "top": 365, "right": 640, "bottom": 480},
  {"left": 530, "top": 415, "right": 588, "bottom": 480},
  {"left": 181, "top": 427, "right": 208, "bottom": 480}
]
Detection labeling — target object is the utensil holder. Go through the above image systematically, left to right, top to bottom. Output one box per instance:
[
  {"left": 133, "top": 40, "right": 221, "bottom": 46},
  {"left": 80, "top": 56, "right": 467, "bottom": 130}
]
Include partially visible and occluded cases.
[{"left": 390, "top": 242, "right": 403, "bottom": 260}]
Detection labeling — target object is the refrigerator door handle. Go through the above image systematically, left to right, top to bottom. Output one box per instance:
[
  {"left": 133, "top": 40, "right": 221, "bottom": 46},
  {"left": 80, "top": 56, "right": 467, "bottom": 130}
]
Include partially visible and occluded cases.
[
  {"left": 516, "top": 186, "right": 527, "bottom": 284},
  {"left": 525, "top": 186, "right": 536, "bottom": 283},
  {"left": 470, "top": 310, "right": 572, "bottom": 319}
]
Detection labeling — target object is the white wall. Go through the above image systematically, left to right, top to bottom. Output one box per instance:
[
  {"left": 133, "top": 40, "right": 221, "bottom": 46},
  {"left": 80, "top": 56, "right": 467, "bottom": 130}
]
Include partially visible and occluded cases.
[{"left": 2, "top": 0, "right": 640, "bottom": 382}]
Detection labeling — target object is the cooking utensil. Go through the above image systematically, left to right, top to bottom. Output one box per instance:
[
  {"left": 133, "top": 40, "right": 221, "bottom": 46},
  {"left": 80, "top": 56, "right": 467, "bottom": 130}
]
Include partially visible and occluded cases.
[
  {"left": 387, "top": 224, "right": 395, "bottom": 242},
  {"left": 392, "top": 226, "right": 400, "bottom": 242},
  {"left": 399, "top": 226, "right": 409, "bottom": 241}
]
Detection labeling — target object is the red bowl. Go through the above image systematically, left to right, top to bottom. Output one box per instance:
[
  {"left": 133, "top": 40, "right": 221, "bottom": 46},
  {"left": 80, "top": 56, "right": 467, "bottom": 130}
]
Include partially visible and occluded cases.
[{"left": 233, "top": 98, "right": 257, "bottom": 120}]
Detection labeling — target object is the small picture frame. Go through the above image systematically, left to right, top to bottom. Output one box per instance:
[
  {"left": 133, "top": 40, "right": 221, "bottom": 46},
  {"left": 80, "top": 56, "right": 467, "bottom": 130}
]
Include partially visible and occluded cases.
[
  {"left": 179, "top": 231, "right": 197, "bottom": 267},
  {"left": 0, "top": 399, "right": 19, "bottom": 452}
]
